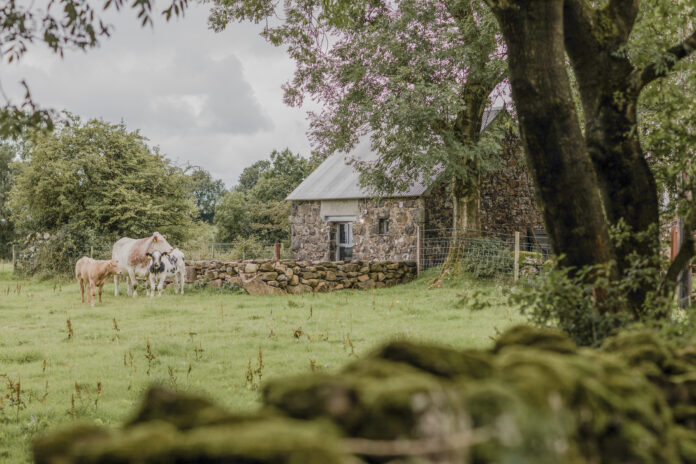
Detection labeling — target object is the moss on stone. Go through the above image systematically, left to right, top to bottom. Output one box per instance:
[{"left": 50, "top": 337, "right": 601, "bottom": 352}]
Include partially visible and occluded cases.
[
  {"left": 33, "top": 325, "right": 696, "bottom": 463},
  {"left": 493, "top": 325, "right": 578, "bottom": 354},
  {"left": 371, "top": 340, "right": 493, "bottom": 379},
  {"left": 264, "top": 359, "right": 466, "bottom": 441},
  {"left": 126, "top": 386, "right": 277, "bottom": 431},
  {"left": 35, "top": 399, "right": 349, "bottom": 464}
]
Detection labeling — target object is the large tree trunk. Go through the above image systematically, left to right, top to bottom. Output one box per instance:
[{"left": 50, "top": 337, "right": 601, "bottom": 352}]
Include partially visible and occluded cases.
[
  {"left": 484, "top": 0, "right": 696, "bottom": 314},
  {"left": 485, "top": 0, "right": 615, "bottom": 271},
  {"left": 562, "top": 1, "right": 660, "bottom": 307},
  {"left": 431, "top": 83, "right": 488, "bottom": 285},
  {"left": 435, "top": 176, "right": 481, "bottom": 282}
]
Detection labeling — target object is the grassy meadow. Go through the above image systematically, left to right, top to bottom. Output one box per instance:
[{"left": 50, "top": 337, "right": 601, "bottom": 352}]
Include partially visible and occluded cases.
[{"left": 0, "top": 261, "right": 524, "bottom": 463}]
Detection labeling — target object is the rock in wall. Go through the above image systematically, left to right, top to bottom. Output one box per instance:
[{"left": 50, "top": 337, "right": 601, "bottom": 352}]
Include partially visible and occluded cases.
[{"left": 186, "top": 259, "right": 417, "bottom": 295}]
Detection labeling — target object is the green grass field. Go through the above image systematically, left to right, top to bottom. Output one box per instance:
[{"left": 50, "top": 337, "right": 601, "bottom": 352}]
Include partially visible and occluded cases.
[{"left": 0, "top": 261, "right": 523, "bottom": 463}]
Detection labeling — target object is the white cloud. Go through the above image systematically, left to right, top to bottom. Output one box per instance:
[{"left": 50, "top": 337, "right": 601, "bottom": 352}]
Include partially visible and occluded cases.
[{"left": 1, "top": 2, "right": 315, "bottom": 187}]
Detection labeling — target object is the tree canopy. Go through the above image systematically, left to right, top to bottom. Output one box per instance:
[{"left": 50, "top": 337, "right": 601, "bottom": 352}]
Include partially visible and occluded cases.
[
  {"left": 0, "top": 0, "right": 188, "bottom": 139},
  {"left": 210, "top": 0, "right": 506, "bottom": 194},
  {"left": 9, "top": 115, "right": 197, "bottom": 245},
  {"left": 0, "top": 143, "right": 17, "bottom": 258},
  {"left": 215, "top": 148, "right": 312, "bottom": 243},
  {"left": 187, "top": 167, "right": 226, "bottom": 224}
]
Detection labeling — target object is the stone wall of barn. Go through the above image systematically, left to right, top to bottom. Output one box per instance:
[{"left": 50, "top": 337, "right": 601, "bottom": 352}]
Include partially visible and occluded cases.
[
  {"left": 289, "top": 133, "right": 544, "bottom": 262},
  {"left": 480, "top": 133, "right": 545, "bottom": 235},
  {"left": 419, "top": 134, "right": 544, "bottom": 240},
  {"left": 423, "top": 182, "right": 453, "bottom": 241},
  {"left": 351, "top": 197, "right": 424, "bottom": 261},
  {"left": 290, "top": 198, "right": 425, "bottom": 262},
  {"left": 289, "top": 201, "right": 332, "bottom": 261},
  {"left": 186, "top": 259, "right": 417, "bottom": 295}
]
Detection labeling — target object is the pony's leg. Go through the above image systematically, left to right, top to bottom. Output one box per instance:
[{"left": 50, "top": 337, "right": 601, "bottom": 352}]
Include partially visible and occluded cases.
[
  {"left": 129, "top": 269, "right": 138, "bottom": 297},
  {"left": 90, "top": 281, "right": 96, "bottom": 307}
]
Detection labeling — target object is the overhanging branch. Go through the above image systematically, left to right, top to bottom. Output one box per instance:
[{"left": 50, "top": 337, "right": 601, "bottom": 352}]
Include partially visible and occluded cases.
[{"left": 635, "top": 29, "right": 696, "bottom": 91}]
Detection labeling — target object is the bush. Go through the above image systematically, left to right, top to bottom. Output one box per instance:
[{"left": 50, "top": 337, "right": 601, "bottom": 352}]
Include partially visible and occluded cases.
[
  {"left": 511, "top": 223, "right": 676, "bottom": 347},
  {"left": 19, "top": 225, "right": 101, "bottom": 279},
  {"left": 230, "top": 236, "right": 265, "bottom": 260},
  {"left": 461, "top": 237, "right": 513, "bottom": 278}
]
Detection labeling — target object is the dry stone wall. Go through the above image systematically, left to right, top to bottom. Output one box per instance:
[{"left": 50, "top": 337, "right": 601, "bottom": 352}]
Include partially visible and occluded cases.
[{"left": 186, "top": 259, "right": 416, "bottom": 295}]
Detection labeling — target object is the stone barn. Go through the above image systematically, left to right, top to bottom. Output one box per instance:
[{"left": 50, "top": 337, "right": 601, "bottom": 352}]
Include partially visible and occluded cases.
[{"left": 286, "top": 108, "right": 544, "bottom": 262}]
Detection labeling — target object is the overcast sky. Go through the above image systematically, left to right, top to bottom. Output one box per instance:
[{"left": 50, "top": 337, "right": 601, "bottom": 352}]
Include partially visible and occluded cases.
[{"left": 2, "top": 2, "right": 314, "bottom": 187}]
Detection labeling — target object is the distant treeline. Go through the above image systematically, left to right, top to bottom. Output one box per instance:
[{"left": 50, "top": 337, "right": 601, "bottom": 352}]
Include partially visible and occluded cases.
[{"left": 0, "top": 115, "right": 316, "bottom": 265}]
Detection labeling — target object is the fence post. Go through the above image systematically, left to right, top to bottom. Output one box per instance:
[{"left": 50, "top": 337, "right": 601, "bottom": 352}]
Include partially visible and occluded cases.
[
  {"left": 416, "top": 225, "right": 421, "bottom": 275},
  {"left": 514, "top": 231, "right": 520, "bottom": 282},
  {"left": 211, "top": 243, "right": 215, "bottom": 260},
  {"left": 274, "top": 243, "right": 281, "bottom": 261},
  {"left": 12, "top": 244, "right": 16, "bottom": 271},
  {"left": 90, "top": 246, "right": 94, "bottom": 258}
]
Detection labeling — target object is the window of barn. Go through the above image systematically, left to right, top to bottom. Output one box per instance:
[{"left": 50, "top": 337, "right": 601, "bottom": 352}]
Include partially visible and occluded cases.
[{"left": 378, "top": 218, "right": 389, "bottom": 235}]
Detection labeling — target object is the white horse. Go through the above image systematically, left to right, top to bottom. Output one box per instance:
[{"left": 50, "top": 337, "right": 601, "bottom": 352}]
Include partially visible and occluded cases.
[{"left": 112, "top": 231, "right": 172, "bottom": 297}]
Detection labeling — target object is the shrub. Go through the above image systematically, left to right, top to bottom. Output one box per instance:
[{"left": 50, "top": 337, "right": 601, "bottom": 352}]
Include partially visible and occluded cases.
[
  {"left": 510, "top": 222, "right": 678, "bottom": 347},
  {"left": 19, "top": 225, "right": 101, "bottom": 279},
  {"left": 513, "top": 228, "right": 680, "bottom": 347},
  {"left": 231, "top": 236, "right": 265, "bottom": 260},
  {"left": 461, "top": 237, "right": 513, "bottom": 278}
]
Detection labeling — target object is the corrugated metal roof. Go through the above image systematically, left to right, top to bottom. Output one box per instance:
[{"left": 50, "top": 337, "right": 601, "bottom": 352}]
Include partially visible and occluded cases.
[{"left": 286, "top": 107, "right": 503, "bottom": 201}]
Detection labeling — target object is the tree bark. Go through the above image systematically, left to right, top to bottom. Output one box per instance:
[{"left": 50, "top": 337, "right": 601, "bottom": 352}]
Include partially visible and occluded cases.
[
  {"left": 485, "top": 0, "right": 696, "bottom": 314},
  {"left": 486, "top": 0, "right": 615, "bottom": 271},
  {"left": 563, "top": 0, "right": 659, "bottom": 273},
  {"left": 431, "top": 83, "right": 488, "bottom": 285}
]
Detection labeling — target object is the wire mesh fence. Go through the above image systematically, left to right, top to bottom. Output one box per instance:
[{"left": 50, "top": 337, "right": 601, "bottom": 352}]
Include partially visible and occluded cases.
[
  {"left": 419, "top": 228, "right": 552, "bottom": 280},
  {"left": 11, "top": 240, "right": 291, "bottom": 276},
  {"left": 183, "top": 242, "right": 291, "bottom": 261}
]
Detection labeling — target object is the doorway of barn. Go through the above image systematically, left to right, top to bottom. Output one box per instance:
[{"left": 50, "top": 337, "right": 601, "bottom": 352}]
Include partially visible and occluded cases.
[{"left": 334, "top": 222, "right": 353, "bottom": 261}]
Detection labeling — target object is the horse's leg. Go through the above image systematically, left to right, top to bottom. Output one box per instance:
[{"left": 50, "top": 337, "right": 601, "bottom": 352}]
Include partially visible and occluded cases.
[
  {"left": 129, "top": 269, "right": 138, "bottom": 297},
  {"left": 114, "top": 274, "right": 119, "bottom": 296}
]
